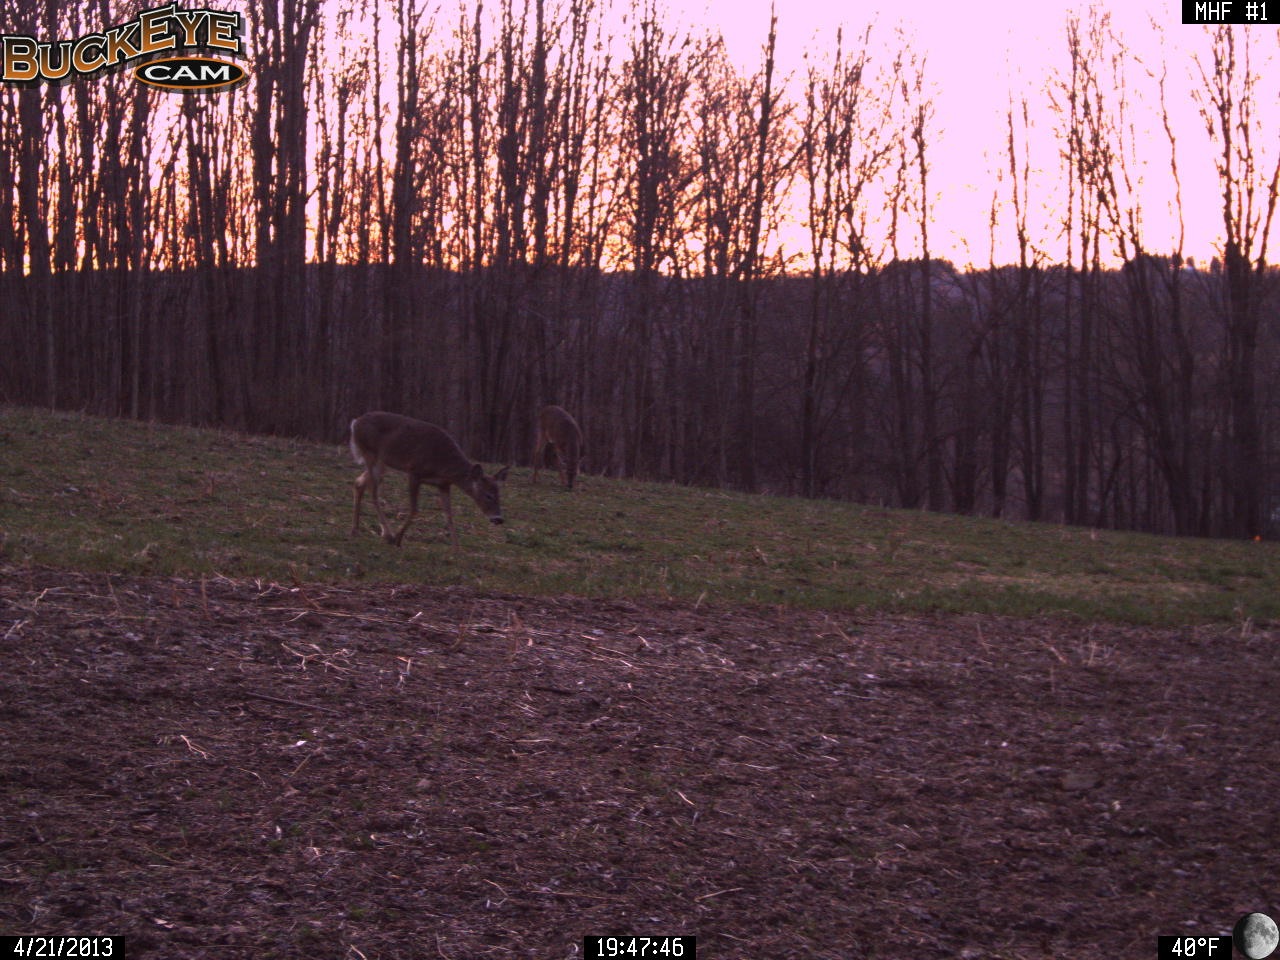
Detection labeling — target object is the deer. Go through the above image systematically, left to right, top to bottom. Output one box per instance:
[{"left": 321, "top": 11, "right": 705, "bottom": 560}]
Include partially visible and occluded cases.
[
  {"left": 531, "top": 404, "right": 584, "bottom": 490},
  {"left": 349, "top": 411, "right": 511, "bottom": 547}
]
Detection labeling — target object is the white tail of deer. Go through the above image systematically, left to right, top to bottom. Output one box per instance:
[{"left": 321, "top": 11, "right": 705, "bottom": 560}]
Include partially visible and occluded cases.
[
  {"left": 532, "top": 405, "right": 584, "bottom": 490},
  {"left": 349, "top": 411, "right": 510, "bottom": 547}
]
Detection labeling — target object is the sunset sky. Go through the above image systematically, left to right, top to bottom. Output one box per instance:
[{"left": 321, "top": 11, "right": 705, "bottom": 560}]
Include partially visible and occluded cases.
[{"left": 689, "top": 0, "right": 1261, "bottom": 267}]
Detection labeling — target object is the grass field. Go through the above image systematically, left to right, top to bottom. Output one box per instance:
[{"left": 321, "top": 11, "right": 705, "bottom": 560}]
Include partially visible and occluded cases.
[{"left": 2, "top": 403, "right": 1277, "bottom": 625}]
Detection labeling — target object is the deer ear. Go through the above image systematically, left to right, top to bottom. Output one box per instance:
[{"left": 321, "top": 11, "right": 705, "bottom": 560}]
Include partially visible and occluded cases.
[
  {"left": 470, "top": 463, "right": 484, "bottom": 480},
  {"left": 494, "top": 465, "right": 511, "bottom": 482}
]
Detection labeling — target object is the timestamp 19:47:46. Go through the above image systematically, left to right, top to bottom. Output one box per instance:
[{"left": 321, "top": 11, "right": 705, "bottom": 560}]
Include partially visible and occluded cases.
[{"left": 583, "top": 936, "right": 694, "bottom": 958}]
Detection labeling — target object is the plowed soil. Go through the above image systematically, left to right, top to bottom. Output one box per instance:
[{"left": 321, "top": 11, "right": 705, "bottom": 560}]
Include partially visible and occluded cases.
[{"left": 2, "top": 565, "right": 1277, "bottom": 959}]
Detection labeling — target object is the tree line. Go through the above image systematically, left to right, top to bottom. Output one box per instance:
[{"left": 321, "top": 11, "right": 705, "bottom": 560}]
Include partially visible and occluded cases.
[{"left": 0, "top": 0, "right": 1276, "bottom": 538}]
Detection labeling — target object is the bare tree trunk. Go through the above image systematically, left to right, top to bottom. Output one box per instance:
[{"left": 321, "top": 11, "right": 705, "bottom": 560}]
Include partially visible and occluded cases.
[
  {"left": 1196, "top": 28, "right": 1277, "bottom": 537},
  {"left": 16, "top": 83, "right": 54, "bottom": 406}
]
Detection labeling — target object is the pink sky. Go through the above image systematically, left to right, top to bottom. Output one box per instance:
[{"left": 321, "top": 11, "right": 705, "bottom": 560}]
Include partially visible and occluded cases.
[{"left": 695, "top": 0, "right": 1252, "bottom": 267}]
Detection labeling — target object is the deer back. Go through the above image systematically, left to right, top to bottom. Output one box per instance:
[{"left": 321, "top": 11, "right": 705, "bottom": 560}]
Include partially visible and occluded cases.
[
  {"left": 540, "top": 405, "right": 583, "bottom": 455},
  {"left": 352, "top": 412, "right": 475, "bottom": 483}
]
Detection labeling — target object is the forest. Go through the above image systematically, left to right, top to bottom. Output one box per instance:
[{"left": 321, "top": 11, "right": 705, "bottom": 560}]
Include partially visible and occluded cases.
[{"left": 0, "top": 0, "right": 1277, "bottom": 539}]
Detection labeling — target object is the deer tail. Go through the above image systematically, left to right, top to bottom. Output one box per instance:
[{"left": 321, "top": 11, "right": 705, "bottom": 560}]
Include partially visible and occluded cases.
[{"left": 349, "top": 419, "right": 363, "bottom": 465}]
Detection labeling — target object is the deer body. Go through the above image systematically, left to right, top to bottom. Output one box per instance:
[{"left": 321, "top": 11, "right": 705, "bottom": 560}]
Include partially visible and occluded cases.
[
  {"left": 532, "top": 405, "right": 584, "bottom": 490},
  {"left": 350, "top": 411, "right": 509, "bottom": 547}
]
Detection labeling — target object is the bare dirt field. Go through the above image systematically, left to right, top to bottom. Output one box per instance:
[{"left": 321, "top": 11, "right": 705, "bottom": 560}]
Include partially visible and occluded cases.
[{"left": 2, "top": 564, "right": 1277, "bottom": 958}]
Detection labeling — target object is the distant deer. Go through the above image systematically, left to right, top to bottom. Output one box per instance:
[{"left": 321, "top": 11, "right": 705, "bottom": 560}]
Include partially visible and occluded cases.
[
  {"left": 532, "top": 404, "right": 584, "bottom": 490},
  {"left": 349, "top": 411, "right": 510, "bottom": 547}
]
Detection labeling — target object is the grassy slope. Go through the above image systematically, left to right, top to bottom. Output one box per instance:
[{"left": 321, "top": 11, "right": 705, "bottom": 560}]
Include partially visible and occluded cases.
[{"left": 2, "top": 404, "right": 1277, "bottom": 625}]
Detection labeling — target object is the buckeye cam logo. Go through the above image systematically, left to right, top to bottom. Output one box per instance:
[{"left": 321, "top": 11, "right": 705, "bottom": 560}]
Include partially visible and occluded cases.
[{"left": 1, "top": 3, "right": 247, "bottom": 93}]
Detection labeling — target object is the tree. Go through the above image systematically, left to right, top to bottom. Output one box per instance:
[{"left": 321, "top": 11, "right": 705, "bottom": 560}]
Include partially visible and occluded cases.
[
  {"left": 797, "top": 24, "right": 895, "bottom": 499},
  {"left": 1195, "top": 26, "right": 1279, "bottom": 538}
]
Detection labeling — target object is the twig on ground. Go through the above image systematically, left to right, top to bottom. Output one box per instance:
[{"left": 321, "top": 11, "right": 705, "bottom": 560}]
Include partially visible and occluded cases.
[{"left": 241, "top": 690, "right": 344, "bottom": 715}]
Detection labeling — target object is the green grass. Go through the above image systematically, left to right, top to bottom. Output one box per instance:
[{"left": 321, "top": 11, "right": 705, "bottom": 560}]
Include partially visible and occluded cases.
[{"left": 2, "top": 404, "right": 1278, "bottom": 625}]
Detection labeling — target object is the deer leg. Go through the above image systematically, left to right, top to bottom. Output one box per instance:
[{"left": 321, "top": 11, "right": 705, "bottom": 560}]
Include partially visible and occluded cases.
[
  {"left": 531, "top": 431, "right": 544, "bottom": 484},
  {"left": 365, "top": 464, "right": 396, "bottom": 542},
  {"left": 355, "top": 465, "right": 389, "bottom": 537},
  {"left": 352, "top": 471, "right": 369, "bottom": 535},
  {"left": 391, "top": 476, "right": 420, "bottom": 546},
  {"left": 439, "top": 484, "right": 459, "bottom": 547}
]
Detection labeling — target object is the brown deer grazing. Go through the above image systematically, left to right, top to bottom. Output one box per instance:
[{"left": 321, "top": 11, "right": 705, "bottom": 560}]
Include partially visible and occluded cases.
[
  {"left": 531, "top": 404, "right": 584, "bottom": 490},
  {"left": 349, "top": 411, "right": 510, "bottom": 547}
]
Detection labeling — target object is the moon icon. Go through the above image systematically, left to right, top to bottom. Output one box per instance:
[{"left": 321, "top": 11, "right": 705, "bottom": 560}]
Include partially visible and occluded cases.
[{"left": 1234, "top": 912, "right": 1280, "bottom": 960}]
